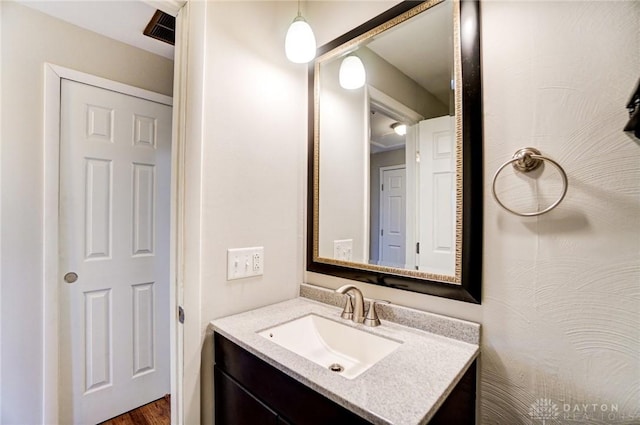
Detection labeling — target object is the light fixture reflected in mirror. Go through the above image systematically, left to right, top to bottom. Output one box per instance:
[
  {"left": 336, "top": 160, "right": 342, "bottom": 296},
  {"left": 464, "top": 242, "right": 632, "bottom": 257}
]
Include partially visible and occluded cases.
[
  {"left": 285, "top": 0, "right": 316, "bottom": 63},
  {"left": 339, "top": 55, "right": 366, "bottom": 89},
  {"left": 391, "top": 122, "right": 407, "bottom": 136}
]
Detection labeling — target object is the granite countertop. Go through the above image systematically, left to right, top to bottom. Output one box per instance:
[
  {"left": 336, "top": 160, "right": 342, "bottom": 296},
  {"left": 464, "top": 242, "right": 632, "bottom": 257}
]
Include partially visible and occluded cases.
[{"left": 210, "top": 296, "right": 479, "bottom": 425}]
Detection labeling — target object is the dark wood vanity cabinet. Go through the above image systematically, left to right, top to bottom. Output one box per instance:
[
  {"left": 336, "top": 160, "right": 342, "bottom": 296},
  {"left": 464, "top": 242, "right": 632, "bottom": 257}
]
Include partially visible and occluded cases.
[{"left": 214, "top": 332, "right": 476, "bottom": 425}]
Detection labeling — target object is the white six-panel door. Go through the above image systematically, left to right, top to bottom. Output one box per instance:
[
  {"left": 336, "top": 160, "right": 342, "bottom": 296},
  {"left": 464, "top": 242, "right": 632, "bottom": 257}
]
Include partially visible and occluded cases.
[
  {"left": 59, "top": 79, "right": 171, "bottom": 424},
  {"left": 418, "top": 116, "right": 455, "bottom": 275},
  {"left": 379, "top": 166, "right": 406, "bottom": 267}
]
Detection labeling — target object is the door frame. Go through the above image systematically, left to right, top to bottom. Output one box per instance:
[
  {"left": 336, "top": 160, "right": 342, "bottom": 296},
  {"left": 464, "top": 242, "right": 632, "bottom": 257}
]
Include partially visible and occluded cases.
[
  {"left": 42, "top": 64, "right": 175, "bottom": 423},
  {"left": 368, "top": 86, "right": 423, "bottom": 271}
]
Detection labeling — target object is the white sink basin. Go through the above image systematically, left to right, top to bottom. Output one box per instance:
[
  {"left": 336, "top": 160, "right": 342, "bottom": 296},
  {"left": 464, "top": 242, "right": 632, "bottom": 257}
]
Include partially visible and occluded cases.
[{"left": 258, "top": 314, "right": 402, "bottom": 379}]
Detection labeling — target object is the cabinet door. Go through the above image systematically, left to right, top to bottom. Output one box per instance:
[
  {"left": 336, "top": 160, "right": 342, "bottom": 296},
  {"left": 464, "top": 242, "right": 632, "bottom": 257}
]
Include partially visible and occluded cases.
[
  {"left": 429, "top": 361, "right": 476, "bottom": 424},
  {"left": 215, "top": 367, "right": 278, "bottom": 425}
]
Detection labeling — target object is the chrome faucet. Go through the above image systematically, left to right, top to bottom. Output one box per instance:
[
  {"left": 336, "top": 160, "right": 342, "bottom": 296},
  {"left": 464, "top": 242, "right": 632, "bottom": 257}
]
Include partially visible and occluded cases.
[
  {"left": 335, "top": 285, "right": 380, "bottom": 327},
  {"left": 336, "top": 285, "right": 365, "bottom": 323}
]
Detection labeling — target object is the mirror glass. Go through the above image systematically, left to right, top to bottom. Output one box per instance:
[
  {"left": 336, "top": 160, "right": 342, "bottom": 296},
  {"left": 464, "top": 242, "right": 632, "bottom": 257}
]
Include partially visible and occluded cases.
[{"left": 308, "top": 0, "right": 482, "bottom": 303}]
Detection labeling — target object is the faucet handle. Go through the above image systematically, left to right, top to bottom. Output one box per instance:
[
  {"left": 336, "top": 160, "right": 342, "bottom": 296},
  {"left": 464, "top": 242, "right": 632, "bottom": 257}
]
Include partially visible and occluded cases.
[
  {"left": 340, "top": 294, "right": 354, "bottom": 320},
  {"left": 363, "top": 300, "right": 381, "bottom": 327}
]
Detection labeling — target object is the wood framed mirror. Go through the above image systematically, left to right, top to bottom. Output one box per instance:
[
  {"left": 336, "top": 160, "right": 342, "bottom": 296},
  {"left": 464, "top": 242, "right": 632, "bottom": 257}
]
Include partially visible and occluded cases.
[{"left": 307, "top": 0, "right": 482, "bottom": 303}]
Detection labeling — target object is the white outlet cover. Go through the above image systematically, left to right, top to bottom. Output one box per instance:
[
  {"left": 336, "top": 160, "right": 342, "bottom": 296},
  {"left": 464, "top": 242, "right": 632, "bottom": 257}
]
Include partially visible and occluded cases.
[
  {"left": 333, "top": 239, "right": 353, "bottom": 261},
  {"left": 227, "top": 247, "right": 264, "bottom": 280}
]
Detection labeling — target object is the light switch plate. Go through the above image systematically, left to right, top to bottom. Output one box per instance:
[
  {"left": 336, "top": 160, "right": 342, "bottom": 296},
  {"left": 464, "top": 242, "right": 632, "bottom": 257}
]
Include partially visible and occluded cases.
[{"left": 227, "top": 247, "right": 264, "bottom": 280}]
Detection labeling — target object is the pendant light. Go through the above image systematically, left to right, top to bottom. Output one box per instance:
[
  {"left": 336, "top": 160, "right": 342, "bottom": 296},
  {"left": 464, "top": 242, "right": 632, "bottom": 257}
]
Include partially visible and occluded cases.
[
  {"left": 285, "top": 0, "right": 316, "bottom": 64},
  {"left": 339, "top": 55, "right": 366, "bottom": 89}
]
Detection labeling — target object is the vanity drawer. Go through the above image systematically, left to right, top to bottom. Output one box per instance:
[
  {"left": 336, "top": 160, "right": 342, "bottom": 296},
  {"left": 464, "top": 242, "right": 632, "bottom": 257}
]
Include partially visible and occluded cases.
[{"left": 215, "top": 368, "right": 279, "bottom": 425}]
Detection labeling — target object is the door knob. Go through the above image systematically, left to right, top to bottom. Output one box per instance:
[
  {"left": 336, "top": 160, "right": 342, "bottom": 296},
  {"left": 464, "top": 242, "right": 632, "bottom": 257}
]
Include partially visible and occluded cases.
[{"left": 64, "top": 272, "right": 78, "bottom": 283}]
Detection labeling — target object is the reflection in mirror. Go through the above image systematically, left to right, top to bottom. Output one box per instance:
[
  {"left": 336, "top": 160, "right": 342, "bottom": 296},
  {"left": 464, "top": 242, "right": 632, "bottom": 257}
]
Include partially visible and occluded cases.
[
  {"left": 309, "top": 0, "right": 483, "bottom": 303},
  {"left": 317, "top": 0, "right": 457, "bottom": 275}
]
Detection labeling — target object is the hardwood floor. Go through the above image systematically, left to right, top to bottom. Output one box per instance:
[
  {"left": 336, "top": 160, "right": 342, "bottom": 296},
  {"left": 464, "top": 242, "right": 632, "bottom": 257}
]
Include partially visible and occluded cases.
[{"left": 99, "top": 395, "right": 170, "bottom": 425}]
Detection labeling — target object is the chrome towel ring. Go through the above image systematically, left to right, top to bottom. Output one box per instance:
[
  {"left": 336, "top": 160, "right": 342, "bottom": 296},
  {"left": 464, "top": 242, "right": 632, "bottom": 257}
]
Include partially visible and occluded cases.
[{"left": 492, "top": 147, "right": 568, "bottom": 217}]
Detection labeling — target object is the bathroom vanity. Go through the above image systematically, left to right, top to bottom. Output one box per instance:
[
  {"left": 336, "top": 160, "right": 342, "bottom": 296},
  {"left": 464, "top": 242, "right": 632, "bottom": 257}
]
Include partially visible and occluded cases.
[
  {"left": 210, "top": 0, "right": 484, "bottom": 420},
  {"left": 211, "top": 289, "right": 479, "bottom": 424}
]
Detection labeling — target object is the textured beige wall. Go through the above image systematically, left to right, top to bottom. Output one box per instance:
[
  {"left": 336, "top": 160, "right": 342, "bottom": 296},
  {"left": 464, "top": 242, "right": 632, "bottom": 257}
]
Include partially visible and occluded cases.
[
  {"left": 307, "top": 1, "right": 640, "bottom": 423},
  {"left": 0, "top": 2, "right": 173, "bottom": 423},
  {"left": 479, "top": 2, "right": 639, "bottom": 421}
]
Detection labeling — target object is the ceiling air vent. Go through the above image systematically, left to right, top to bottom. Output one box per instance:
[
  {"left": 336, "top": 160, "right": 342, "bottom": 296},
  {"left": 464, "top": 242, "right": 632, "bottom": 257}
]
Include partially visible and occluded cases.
[{"left": 144, "top": 10, "right": 175, "bottom": 45}]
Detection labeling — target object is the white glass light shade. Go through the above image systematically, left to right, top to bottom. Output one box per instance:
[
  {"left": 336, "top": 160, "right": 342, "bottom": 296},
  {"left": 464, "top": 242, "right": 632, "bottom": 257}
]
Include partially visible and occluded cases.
[
  {"left": 285, "top": 16, "right": 316, "bottom": 64},
  {"left": 339, "top": 56, "right": 366, "bottom": 89}
]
